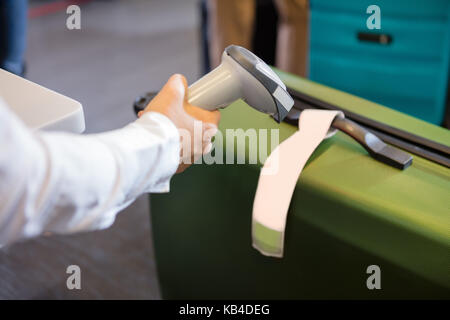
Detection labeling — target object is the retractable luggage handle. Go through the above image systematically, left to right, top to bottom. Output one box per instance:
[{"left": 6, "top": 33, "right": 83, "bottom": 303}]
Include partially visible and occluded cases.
[
  {"left": 287, "top": 87, "right": 450, "bottom": 169},
  {"left": 285, "top": 110, "right": 413, "bottom": 170},
  {"left": 334, "top": 117, "right": 413, "bottom": 169}
]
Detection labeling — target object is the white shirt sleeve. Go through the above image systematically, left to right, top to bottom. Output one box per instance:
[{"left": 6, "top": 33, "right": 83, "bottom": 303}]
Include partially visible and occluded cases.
[{"left": 0, "top": 99, "right": 180, "bottom": 246}]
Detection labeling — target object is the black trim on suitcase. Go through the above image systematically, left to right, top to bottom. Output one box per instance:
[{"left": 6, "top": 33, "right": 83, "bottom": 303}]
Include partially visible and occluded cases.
[{"left": 286, "top": 87, "right": 450, "bottom": 168}]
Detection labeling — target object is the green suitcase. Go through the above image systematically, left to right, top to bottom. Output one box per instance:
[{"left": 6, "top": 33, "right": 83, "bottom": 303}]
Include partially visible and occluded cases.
[{"left": 150, "top": 70, "right": 450, "bottom": 299}]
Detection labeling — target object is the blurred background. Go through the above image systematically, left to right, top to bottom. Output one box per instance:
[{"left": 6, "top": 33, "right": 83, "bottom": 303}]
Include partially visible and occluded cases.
[{"left": 0, "top": 0, "right": 448, "bottom": 299}]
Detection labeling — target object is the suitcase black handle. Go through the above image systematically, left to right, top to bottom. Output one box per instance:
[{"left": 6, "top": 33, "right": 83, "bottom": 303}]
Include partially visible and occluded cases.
[
  {"left": 357, "top": 32, "right": 392, "bottom": 45},
  {"left": 332, "top": 117, "right": 412, "bottom": 169}
]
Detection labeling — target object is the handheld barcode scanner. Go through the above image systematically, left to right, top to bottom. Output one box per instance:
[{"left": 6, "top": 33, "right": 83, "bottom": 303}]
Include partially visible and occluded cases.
[
  {"left": 134, "top": 45, "right": 294, "bottom": 122},
  {"left": 188, "top": 45, "right": 294, "bottom": 122}
]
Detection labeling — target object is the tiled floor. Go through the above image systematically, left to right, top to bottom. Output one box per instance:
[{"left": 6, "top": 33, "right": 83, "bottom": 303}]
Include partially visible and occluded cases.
[{"left": 0, "top": 0, "right": 201, "bottom": 299}]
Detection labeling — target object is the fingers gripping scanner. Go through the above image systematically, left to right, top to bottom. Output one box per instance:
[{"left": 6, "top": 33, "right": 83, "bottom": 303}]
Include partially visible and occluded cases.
[{"left": 187, "top": 45, "right": 294, "bottom": 122}]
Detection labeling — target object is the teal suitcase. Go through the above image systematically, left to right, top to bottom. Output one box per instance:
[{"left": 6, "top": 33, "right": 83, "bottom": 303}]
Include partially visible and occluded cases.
[{"left": 309, "top": 0, "right": 450, "bottom": 125}]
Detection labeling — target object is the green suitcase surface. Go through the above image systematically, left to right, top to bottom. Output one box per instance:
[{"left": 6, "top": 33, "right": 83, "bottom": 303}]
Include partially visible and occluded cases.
[{"left": 150, "top": 70, "right": 450, "bottom": 299}]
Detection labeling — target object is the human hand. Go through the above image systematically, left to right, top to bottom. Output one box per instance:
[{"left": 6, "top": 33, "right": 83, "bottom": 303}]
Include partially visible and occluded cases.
[{"left": 138, "top": 74, "right": 220, "bottom": 173}]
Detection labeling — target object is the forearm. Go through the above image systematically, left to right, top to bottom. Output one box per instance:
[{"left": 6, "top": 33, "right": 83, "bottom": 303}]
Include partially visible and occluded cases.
[{"left": 0, "top": 106, "right": 179, "bottom": 246}]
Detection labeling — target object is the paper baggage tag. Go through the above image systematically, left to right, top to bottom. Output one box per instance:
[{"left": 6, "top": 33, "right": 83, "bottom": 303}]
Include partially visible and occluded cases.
[{"left": 252, "top": 109, "right": 343, "bottom": 257}]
